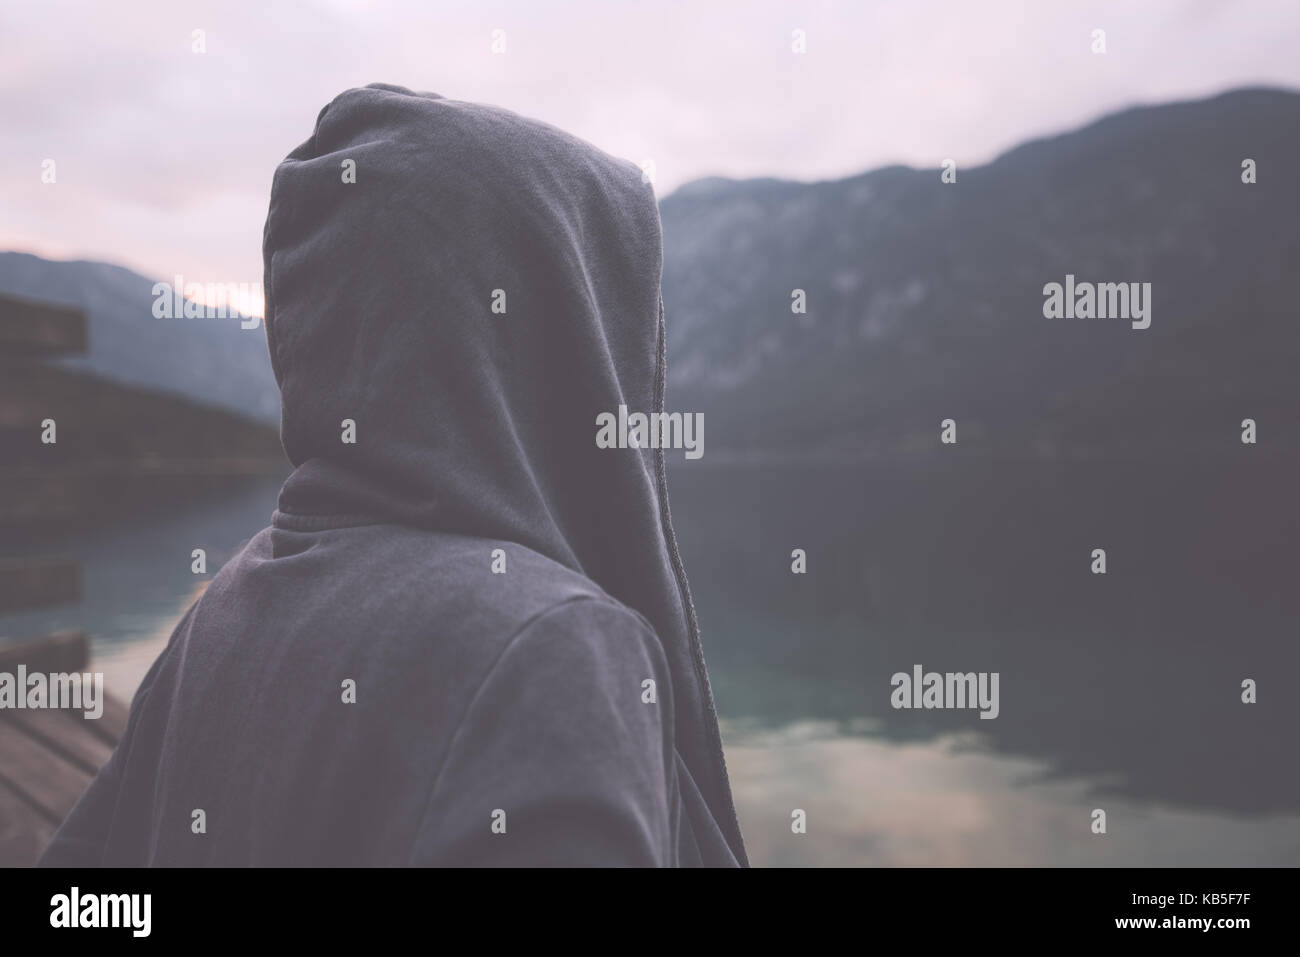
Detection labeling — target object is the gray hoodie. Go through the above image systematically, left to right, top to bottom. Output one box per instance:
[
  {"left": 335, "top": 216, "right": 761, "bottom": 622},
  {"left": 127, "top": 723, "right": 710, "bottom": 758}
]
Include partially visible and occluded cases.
[{"left": 38, "top": 83, "right": 747, "bottom": 867}]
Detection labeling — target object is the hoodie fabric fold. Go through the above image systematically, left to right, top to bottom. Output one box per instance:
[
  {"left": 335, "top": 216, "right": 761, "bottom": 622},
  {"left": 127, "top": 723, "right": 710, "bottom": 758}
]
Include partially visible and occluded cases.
[{"left": 38, "top": 83, "right": 747, "bottom": 866}]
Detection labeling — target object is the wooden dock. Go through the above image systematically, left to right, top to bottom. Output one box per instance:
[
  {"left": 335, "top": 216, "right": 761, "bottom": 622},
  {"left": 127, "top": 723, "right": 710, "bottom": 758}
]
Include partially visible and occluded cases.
[
  {"left": 1, "top": 289, "right": 264, "bottom": 866},
  {"left": 0, "top": 630, "right": 128, "bottom": 867}
]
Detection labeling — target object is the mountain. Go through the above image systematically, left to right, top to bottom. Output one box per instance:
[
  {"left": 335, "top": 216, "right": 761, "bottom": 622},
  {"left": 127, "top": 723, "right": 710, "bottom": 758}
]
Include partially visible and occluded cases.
[
  {"left": 4, "top": 87, "right": 1297, "bottom": 458},
  {"left": 659, "top": 87, "right": 1300, "bottom": 461},
  {"left": 0, "top": 253, "right": 280, "bottom": 425}
]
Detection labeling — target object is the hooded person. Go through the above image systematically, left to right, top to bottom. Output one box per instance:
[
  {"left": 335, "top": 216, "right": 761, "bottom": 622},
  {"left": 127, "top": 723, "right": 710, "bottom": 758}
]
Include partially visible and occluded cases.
[{"left": 37, "top": 83, "right": 748, "bottom": 867}]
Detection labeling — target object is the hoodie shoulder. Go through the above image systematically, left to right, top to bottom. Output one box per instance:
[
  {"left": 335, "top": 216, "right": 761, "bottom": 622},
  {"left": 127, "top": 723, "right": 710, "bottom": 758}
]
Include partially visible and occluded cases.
[
  {"left": 255, "top": 519, "right": 658, "bottom": 659},
  {"left": 409, "top": 593, "right": 678, "bottom": 865}
]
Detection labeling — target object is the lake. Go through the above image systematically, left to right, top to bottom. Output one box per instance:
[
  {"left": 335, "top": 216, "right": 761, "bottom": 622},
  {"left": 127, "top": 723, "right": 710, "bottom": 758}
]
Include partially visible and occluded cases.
[{"left": 3, "top": 457, "right": 1297, "bottom": 866}]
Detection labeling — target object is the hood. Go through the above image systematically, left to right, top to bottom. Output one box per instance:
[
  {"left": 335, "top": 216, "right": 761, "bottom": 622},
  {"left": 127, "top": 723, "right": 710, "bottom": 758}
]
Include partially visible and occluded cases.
[{"left": 261, "top": 83, "right": 746, "bottom": 863}]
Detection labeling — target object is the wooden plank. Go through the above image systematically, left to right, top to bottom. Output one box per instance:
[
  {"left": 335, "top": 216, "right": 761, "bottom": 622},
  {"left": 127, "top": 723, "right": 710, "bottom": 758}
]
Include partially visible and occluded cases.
[
  {"left": 0, "top": 629, "right": 89, "bottom": 673},
  {"left": 0, "top": 630, "right": 125, "bottom": 744},
  {"left": 0, "top": 632, "right": 125, "bottom": 865},
  {"left": 0, "top": 634, "right": 125, "bottom": 868},
  {"left": 1, "top": 708, "right": 113, "bottom": 774},
  {"left": 0, "top": 718, "right": 94, "bottom": 824},
  {"left": 0, "top": 776, "right": 54, "bottom": 868}
]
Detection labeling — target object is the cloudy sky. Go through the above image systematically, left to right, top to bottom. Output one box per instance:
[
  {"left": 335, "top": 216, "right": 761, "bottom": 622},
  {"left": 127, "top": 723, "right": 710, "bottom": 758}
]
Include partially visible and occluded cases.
[{"left": 4, "top": 0, "right": 1299, "bottom": 310}]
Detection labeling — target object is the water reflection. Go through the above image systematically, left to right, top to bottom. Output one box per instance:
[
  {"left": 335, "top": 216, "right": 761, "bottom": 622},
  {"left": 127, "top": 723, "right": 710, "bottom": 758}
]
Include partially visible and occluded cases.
[
  {"left": 670, "top": 458, "right": 1300, "bottom": 864},
  {"left": 2, "top": 459, "right": 1297, "bottom": 866},
  {"left": 723, "top": 720, "right": 1300, "bottom": 867}
]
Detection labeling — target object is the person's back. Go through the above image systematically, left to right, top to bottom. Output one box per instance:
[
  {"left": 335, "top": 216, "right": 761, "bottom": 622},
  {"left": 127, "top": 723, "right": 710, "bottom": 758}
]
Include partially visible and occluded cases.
[{"left": 38, "top": 83, "right": 748, "bottom": 867}]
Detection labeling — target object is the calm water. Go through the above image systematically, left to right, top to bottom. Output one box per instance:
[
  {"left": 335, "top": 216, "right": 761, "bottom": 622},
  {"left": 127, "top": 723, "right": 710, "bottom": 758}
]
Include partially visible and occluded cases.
[{"left": 3, "top": 458, "right": 1298, "bottom": 866}]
